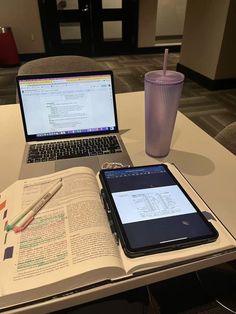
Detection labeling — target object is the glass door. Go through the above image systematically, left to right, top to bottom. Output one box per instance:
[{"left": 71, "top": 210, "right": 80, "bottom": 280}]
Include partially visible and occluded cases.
[
  {"left": 38, "top": 0, "right": 138, "bottom": 56},
  {"left": 39, "top": 0, "right": 92, "bottom": 55},
  {"left": 91, "top": 0, "right": 138, "bottom": 55}
]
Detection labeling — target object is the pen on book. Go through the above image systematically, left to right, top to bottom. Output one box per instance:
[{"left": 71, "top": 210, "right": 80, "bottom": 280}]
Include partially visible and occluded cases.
[
  {"left": 6, "top": 179, "right": 63, "bottom": 232},
  {"left": 13, "top": 179, "right": 63, "bottom": 233}
]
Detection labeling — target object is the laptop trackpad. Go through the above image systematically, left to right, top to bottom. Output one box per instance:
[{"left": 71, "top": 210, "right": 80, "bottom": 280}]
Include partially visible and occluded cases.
[{"left": 55, "top": 157, "right": 101, "bottom": 173}]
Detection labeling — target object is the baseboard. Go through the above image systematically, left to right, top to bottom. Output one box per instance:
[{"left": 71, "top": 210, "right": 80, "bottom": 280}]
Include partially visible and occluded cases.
[
  {"left": 155, "top": 35, "right": 182, "bottom": 41},
  {"left": 19, "top": 45, "right": 181, "bottom": 61},
  {"left": 134, "top": 45, "right": 181, "bottom": 54},
  {"left": 19, "top": 53, "right": 48, "bottom": 61},
  {"left": 177, "top": 63, "right": 236, "bottom": 90}
]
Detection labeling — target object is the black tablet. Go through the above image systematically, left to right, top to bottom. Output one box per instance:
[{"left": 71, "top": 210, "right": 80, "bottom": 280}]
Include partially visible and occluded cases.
[{"left": 99, "top": 164, "right": 219, "bottom": 258}]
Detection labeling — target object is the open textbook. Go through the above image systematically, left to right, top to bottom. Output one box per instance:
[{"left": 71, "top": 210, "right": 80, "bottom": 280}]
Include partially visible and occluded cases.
[{"left": 0, "top": 164, "right": 235, "bottom": 310}]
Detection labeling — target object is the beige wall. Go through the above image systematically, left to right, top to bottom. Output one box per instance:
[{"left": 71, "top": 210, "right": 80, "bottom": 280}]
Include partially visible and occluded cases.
[
  {"left": 0, "top": 0, "right": 45, "bottom": 54},
  {"left": 0, "top": 0, "right": 185, "bottom": 53},
  {"left": 1, "top": 0, "right": 158, "bottom": 52},
  {"left": 138, "top": 0, "right": 158, "bottom": 47},
  {"left": 156, "top": 0, "right": 187, "bottom": 37},
  {"left": 179, "top": 0, "right": 230, "bottom": 79},
  {"left": 216, "top": 0, "right": 236, "bottom": 79}
]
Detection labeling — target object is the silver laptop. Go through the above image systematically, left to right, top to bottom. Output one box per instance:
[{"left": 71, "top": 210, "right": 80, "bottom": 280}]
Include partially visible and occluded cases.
[{"left": 16, "top": 70, "right": 132, "bottom": 179}]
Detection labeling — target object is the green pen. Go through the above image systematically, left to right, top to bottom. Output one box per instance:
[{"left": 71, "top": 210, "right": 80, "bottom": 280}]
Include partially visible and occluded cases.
[
  {"left": 5, "top": 179, "right": 62, "bottom": 232},
  {"left": 6, "top": 210, "right": 29, "bottom": 232}
]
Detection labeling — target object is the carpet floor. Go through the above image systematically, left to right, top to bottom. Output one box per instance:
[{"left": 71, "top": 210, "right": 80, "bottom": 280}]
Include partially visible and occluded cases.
[{"left": 1, "top": 52, "right": 236, "bottom": 141}]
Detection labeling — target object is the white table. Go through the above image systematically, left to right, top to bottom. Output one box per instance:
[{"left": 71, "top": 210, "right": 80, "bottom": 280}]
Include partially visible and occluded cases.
[
  {"left": 1, "top": 91, "right": 236, "bottom": 313},
  {"left": 116, "top": 92, "right": 236, "bottom": 240}
]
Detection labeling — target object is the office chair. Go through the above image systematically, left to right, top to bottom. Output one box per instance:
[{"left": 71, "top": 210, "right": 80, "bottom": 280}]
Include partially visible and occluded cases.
[
  {"left": 16, "top": 55, "right": 107, "bottom": 102},
  {"left": 17, "top": 55, "right": 106, "bottom": 76},
  {"left": 215, "top": 121, "right": 236, "bottom": 155}
]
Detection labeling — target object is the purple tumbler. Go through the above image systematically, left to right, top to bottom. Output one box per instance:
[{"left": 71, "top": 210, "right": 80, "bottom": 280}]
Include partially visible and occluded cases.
[{"left": 145, "top": 70, "right": 184, "bottom": 157}]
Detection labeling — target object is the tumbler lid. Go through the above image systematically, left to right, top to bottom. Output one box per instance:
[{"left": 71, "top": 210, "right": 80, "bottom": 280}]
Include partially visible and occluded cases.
[{"left": 145, "top": 70, "right": 184, "bottom": 85}]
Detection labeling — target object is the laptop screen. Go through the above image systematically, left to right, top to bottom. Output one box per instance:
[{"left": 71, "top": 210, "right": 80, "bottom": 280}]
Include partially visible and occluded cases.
[{"left": 17, "top": 71, "right": 118, "bottom": 141}]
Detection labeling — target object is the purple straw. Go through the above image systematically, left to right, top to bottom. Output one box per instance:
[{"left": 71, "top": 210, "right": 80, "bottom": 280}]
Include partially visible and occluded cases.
[{"left": 163, "top": 48, "right": 168, "bottom": 76}]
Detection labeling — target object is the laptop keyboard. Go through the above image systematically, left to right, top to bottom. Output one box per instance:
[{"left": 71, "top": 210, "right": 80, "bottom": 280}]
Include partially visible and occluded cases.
[{"left": 27, "top": 136, "right": 122, "bottom": 163}]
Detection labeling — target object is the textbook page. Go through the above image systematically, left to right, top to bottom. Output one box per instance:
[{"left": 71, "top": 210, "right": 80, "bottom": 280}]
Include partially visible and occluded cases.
[{"left": 0, "top": 167, "right": 124, "bottom": 309}]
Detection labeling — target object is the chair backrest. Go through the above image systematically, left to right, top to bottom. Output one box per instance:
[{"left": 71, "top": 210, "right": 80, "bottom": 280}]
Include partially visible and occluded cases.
[
  {"left": 16, "top": 55, "right": 106, "bottom": 102},
  {"left": 17, "top": 55, "right": 105, "bottom": 75},
  {"left": 215, "top": 121, "right": 236, "bottom": 155}
]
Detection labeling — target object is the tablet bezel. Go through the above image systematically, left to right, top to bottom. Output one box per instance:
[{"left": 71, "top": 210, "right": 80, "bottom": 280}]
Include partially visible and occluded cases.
[{"left": 99, "top": 164, "right": 219, "bottom": 258}]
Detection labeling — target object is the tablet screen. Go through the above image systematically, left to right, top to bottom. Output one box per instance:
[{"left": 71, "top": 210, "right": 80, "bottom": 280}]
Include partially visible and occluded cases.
[{"left": 100, "top": 164, "right": 218, "bottom": 257}]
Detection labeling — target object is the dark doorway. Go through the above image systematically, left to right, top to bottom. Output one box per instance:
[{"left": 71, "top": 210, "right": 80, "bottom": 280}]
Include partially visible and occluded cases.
[{"left": 38, "top": 0, "right": 139, "bottom": 56}]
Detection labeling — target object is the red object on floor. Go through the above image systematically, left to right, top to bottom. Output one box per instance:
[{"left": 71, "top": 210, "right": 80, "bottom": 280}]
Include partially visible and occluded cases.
[{"left": 0, "top": 27, "right": 20, "bottom": 66}]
